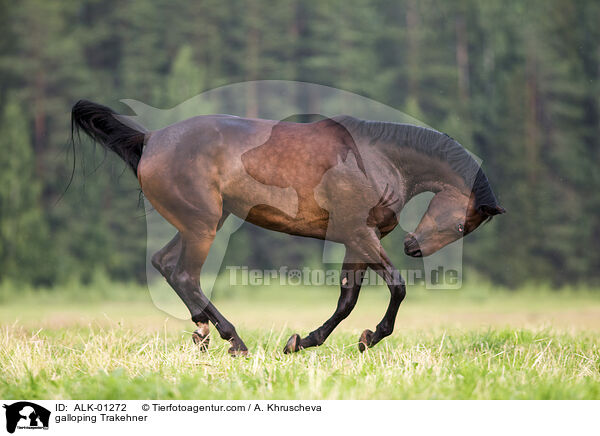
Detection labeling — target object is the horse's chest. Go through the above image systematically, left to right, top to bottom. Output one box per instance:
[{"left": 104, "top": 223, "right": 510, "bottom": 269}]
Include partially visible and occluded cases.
[{"left": 366, "top": 204, "right": 399, "bottom": 237}]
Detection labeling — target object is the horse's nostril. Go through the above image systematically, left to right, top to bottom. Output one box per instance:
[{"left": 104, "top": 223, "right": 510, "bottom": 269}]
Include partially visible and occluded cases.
[
  {"left": 404, "top": 233, "right": 422, "bottom": 257},
  {"left": 404, "top": 237, "right": 418, "bottom": 254}
]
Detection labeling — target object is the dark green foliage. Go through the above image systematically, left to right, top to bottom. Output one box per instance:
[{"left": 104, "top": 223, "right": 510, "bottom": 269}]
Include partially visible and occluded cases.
[{"left": 0, "top": 0, "right": 598, "bottom": 287}]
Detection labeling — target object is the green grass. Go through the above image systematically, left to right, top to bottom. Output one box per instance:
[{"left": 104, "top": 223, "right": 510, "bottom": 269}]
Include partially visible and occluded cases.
[{"left": 0, "top": 281, "right": 599, "bottom": 399}]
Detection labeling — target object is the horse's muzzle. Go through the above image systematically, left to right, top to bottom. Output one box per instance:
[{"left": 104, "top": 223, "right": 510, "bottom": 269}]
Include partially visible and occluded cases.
[{"left": 404, "top": 234, "right": 422, "bottom": 257}]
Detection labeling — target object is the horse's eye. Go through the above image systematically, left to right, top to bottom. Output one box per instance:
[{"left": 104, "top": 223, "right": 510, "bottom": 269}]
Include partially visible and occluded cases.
[{"left": 457, "top": 224, "right": 464, "bottom": 233}]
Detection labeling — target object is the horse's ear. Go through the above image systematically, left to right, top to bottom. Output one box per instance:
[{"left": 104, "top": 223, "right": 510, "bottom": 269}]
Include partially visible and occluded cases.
[{"left": 478, "top": 204, "right": 506, "bottom": 216}]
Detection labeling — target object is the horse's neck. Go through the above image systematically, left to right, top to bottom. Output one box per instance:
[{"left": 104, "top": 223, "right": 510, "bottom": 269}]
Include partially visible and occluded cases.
[{"left": 381, "top": 145, "right": 469, "bottom": 201}]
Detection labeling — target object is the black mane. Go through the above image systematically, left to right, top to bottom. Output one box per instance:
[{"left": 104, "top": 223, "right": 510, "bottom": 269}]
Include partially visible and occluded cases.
[{"left": 333, "top": 115, "right": 501, "bottom": 211}]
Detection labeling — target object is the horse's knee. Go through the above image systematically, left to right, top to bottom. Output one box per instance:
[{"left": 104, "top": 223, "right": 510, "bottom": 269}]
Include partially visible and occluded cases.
[
  {"left": 388, "top": 269, "right": 406, "bottom": 299},
  {"left": 394, "top": 283, "right": 406, "bottom": 301},
  {"left": 338, "top": 298, "right": 358, "bottom": 319}
]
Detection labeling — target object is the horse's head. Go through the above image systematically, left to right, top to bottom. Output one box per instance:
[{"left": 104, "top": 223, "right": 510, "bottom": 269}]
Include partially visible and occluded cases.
[{"left": 403, "top": 188, "right": 505, "bottom": 257}]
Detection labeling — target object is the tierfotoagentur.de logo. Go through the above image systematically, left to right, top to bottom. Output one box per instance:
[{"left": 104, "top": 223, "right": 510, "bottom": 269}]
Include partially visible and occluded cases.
[{"left": 2, "top": 402, "right": 50, "bottom": 433}]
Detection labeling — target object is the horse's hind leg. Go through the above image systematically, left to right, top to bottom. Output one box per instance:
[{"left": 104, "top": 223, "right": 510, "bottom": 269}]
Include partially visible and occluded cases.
[
  {"left": 144, "top": 191, "right": 245, "bottom": 353},
  {"left": 151, "top": 210, "right": 230, "bottom": 352},
  {"left": 150, "top": 213, "right": 230, "bottom": 278},
  {"left": 169, "top": 231, "right": 248, "bottom": 356},
  {"left": 151, "top": 233, "right": 210, "bottom": 351},
  {"left": 151, "top": 233, "right": 181, "bottom": 278},
  {"left": 283, "top": 252, "right": 367, "bottom": 353}
]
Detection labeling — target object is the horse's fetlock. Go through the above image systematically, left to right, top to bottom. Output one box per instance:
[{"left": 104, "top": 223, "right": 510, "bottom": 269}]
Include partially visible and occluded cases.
[{"left": 376, "top": 322, "right": 393, "bottom": 337}]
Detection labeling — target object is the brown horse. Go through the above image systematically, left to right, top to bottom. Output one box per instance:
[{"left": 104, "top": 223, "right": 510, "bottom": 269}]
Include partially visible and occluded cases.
[{"left": 72, "top": 100, "right": 505, "bottom": 356}]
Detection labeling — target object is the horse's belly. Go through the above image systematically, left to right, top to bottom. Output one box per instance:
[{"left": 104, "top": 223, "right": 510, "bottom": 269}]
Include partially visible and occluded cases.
[{"left": 227, "top": 200, "right": 330, "bottom": 240}]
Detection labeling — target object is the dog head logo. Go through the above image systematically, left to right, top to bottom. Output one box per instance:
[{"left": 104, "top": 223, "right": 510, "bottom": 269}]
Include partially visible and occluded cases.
[{"left": 2, "top": 402, "right": 50, "bottom": 433}]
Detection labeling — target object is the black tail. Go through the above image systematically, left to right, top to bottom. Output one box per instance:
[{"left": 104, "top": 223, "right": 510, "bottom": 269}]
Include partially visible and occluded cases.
[{"left": 71, "top": 100, "right": 146, "bottom": 175}]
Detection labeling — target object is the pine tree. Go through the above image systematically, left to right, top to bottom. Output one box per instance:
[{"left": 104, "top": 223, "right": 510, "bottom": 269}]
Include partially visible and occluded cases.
[{"left": 0, "top": 96, "right": 50, "bottom": 284}]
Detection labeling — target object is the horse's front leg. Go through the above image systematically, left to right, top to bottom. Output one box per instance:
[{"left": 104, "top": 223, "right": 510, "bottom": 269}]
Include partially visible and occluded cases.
[
  {"left": 334, "top": 229, "right": 406, "bottom": 352},
  {"left": 358, "top": 250, "right": 406, "bottom": 352},
  {"left": 283, "top": 252, "right": 367, "bottom": 353}
]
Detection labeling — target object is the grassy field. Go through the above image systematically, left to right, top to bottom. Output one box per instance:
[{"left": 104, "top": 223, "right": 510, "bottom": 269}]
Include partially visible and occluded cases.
[{"left": 0, "top": 280, "right": 599, "bottom": 399}]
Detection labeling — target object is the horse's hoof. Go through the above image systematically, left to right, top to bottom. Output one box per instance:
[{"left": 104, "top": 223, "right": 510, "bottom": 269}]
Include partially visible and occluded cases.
[
  {"left": 358, "top": 329, "right": 374, "bottom": 353},
  {"left": 192, "top": 330, "right": 210, "bottom": 352},
  {"left": 283, "top": 333, "right": 302, "bottom": 354},
  {"left": 228, "top": 346, "right": 249, "bottom": 357}
]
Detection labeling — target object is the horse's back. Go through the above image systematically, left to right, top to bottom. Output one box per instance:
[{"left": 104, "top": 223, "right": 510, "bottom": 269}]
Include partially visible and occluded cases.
[{"left": 138, "top": 114, "right": 402, "bottom": 242}]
